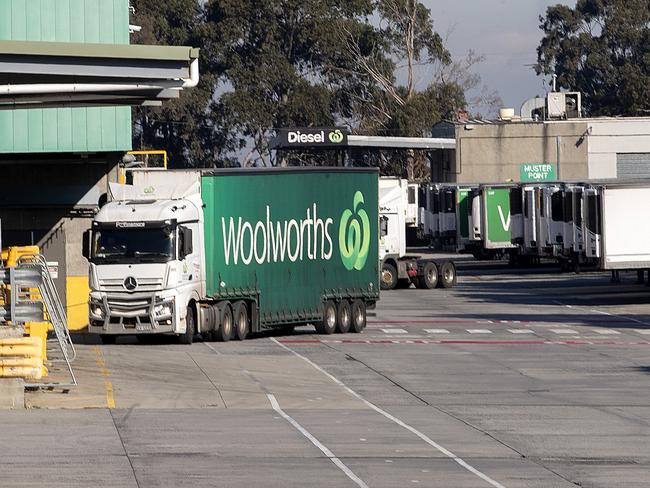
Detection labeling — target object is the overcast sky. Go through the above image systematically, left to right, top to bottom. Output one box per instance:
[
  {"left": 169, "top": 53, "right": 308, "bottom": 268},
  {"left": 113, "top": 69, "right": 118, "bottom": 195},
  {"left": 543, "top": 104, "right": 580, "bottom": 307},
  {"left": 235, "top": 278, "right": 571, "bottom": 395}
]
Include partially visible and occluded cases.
[{"left": 420, "top": 0, "right": 575, "bottom": 117}]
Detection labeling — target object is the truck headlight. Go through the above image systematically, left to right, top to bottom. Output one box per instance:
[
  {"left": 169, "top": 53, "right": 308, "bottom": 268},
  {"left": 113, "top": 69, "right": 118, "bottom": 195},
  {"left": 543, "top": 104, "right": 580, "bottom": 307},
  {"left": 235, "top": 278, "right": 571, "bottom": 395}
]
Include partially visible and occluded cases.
[
  {"left": 90, "top": 301, "right": 105, "bottom": 319},
  {"left": 154, "top": 301, "right": 174, "bottom": 318}
]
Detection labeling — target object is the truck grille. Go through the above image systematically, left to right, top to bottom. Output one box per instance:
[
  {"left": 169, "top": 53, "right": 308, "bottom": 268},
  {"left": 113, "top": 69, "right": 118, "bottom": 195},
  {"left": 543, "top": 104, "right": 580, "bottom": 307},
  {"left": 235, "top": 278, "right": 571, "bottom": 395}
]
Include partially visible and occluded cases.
[
  {"left": 99, "top": 278, "right": 164, "bottom": 292},
  {"left": 106, "top": 293, "right": 154, "bottom": 316}
]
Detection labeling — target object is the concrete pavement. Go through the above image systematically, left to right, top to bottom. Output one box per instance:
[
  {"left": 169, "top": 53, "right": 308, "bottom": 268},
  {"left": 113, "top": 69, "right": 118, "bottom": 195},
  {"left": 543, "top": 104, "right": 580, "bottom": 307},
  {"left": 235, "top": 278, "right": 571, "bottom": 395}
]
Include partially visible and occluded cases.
[{"left": 3, "top": 260, "right": 650, "bottom": 486}]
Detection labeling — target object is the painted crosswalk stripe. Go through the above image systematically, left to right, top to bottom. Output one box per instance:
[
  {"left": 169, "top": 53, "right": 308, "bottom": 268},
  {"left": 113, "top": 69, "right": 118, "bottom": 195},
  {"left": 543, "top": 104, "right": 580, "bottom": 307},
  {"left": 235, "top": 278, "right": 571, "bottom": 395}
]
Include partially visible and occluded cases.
[
  {"left": 381, "top": 328, "right": 408, "bottom": 334},
  {"left": 424, "top": 329, "right": 450, "bottom": 334},
  {"left": 467, "top": 329, "right": 492, "bottom": 334},
  {"left": 508, "top": 329, "right": 534, "bottom": 334},
  {"left": 551, "top": 329, "right": 578, "bottom": 334},
  {"left": 592, "top": 329, "right": 620, "bottom": 335}
]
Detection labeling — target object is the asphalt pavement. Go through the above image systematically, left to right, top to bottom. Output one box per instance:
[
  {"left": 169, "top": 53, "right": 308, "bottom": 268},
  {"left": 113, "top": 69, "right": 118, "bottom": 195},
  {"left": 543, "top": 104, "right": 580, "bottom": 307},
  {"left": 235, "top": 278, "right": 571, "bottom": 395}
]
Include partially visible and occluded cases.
[{"left": 4, "top": 259, "right": 650, "bottom": 487}]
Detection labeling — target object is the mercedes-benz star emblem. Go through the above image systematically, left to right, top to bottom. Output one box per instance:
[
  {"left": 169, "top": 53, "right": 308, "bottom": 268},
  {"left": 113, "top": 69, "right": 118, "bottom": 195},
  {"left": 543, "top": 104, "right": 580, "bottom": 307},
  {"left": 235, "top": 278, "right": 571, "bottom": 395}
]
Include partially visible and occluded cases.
[{"left": 123, "top": 276, "right": 138, "bottom": 291}]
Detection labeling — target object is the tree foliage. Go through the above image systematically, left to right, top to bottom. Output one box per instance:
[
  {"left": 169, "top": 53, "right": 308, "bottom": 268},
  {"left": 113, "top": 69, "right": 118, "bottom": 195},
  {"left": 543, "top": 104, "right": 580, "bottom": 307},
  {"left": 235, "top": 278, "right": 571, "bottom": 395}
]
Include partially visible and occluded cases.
[
  {"left": 130, "top": 0, "right": 217, "bottom": 167},
  {"left": 131, "top": 0, "right": 478, "bottom": 173},
  {"left": 536, "top": 0, "right": 650, "bottom": 116}
]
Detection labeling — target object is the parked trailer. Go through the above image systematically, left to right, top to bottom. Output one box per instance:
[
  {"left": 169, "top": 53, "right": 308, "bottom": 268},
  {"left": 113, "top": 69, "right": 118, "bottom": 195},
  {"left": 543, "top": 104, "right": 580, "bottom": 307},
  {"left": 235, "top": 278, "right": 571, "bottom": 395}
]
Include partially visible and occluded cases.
[
  {"left": 84, "top": 168, "right": 379, "bottom": 344},
  {"left": 379, "top": 178, "right": 456, "bottom": 290}
]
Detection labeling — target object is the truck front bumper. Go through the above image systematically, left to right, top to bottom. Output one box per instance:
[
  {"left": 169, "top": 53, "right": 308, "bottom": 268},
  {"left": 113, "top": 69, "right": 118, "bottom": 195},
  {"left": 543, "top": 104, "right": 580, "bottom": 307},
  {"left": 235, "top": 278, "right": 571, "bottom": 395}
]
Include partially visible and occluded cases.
[{"left": 88, "top": 292, "right": 176, "bottom": 335}]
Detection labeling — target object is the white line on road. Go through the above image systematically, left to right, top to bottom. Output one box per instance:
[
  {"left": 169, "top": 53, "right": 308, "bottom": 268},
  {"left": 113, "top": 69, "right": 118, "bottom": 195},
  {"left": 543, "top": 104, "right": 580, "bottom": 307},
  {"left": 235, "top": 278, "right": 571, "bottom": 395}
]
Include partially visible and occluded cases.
[
  {"left": 381, "top": 328, "right": 408, "bottom": 334},
  {"left": 423, "top": 329, "right": 450, "bottom": 334},
  {"left": 467, "top": 329, "right": 492, "bottom": 334},
  {"left": 508, "top": 329, "right": 534, "bottom": 334},
  {"left": 551, "top": 329, "right": 578, "bottom": 335},
  {"left": 592, "top": 329, "right": 621, "bottom": 335},
  {"left": 634, "top": 329, "right": 650, "bottom": 335},
  {"left": 271, "top": 337, "right": 507, "bottom": 488},
  {"left": 266, "top": 393, "right": 369, "bottom": 488}
]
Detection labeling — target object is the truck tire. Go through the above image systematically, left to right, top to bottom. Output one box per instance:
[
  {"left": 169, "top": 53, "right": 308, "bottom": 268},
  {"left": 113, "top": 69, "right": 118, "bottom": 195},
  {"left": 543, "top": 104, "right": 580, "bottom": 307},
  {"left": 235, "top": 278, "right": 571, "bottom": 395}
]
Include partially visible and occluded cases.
[
  {"left": 438, "top": 261, "right": 456, "bottom": 289},
  {"left": 416, "top": 262, "right": 438, "bottom": 289},
  {"left": 380, "top": 263, "right": 398, "bottom": 290},
  {"left": 315, "top": 300, "right": 336, "bottom": 334},
  {"left": 336, "top": 300, "right": 352, "bottom": 334},
  {"left": 350, "top": 300, "right": 366, "bottom": 333},
  {"left": 233, "top": 301, "right": 249, "bottom": 341},
  {"left": 214, "top": 302, "right": 233, "bottom": 342},
  {"left": 178, "top": 305, "right": 196, "bottom": 345},
  {"left": 100, "top": 334, "right": 117, "bottom": 345}
]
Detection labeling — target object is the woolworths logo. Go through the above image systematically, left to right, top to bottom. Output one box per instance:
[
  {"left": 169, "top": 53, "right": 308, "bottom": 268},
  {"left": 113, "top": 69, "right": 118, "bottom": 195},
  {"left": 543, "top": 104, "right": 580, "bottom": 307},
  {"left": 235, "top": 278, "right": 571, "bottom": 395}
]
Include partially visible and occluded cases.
[
  {"left": 221, "top": 191, "right": 370, "bottom": 271},
  {"left": 339, "top": 191, "right": 370, "bottom": 271}
]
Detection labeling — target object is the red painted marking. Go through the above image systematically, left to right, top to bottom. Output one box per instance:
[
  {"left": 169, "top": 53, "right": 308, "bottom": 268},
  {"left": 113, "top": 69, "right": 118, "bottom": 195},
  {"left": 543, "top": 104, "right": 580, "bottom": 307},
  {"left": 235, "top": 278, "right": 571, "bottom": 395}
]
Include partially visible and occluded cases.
[{"left": 277, "top": 339, "right": 650, "bottom": 346}]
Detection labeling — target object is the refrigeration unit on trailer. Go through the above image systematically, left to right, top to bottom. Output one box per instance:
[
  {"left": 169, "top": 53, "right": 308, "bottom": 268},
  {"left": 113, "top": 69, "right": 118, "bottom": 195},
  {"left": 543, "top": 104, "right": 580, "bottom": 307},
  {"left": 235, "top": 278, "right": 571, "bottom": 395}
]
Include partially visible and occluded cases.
[
  {"left": 85, "top": 168, "right": 380, "bottom": 344},
  {"left": 455, "top": 187, "right": 475, "bottom": 253},
  {"left": 583, "top": 187, "right": 601, "bottom": 261}
]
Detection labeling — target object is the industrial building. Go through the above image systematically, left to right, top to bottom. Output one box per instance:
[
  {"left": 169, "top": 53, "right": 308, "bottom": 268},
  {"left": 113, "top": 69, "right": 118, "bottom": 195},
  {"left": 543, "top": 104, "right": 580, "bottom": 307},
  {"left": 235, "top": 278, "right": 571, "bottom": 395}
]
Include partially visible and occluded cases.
[
  {"left": 0, "top": 0, "right": 198, "bottom": 330},
  {"left": 433, "top": 92, "right": 650, "bottom": 184}
]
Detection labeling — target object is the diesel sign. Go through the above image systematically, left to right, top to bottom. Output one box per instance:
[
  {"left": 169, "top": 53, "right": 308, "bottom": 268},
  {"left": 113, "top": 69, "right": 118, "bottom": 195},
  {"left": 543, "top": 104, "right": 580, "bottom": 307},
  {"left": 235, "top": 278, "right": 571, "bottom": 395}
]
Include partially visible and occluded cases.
[{"left": 273, "top": 128, "right": 348, "bottom": 148}]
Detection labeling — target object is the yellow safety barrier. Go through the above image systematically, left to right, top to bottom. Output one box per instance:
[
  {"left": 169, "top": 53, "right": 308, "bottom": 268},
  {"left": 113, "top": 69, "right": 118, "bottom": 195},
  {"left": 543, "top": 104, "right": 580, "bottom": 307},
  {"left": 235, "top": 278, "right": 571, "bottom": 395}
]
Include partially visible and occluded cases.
[
  {"left": 1, "top": 247, "right": 50, "bottom": 380},
  {"left": 0, "top": 336, "right": 46, "bottom": 380}
]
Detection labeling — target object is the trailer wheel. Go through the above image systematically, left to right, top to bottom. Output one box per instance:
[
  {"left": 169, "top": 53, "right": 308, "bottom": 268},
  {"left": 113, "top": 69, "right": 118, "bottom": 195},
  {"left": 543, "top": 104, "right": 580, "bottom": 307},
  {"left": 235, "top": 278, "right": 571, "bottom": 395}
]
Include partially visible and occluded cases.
[
  {"left": 438, "top": 261, "right": 456, "bottom": 289},
  {"left": 416, "top": 262, "right": 438, "bottom": 289},
  {"left": 380, "top": 263, "right": 398, "bottom": 290},
  {"left": 315, "top": 300, "right": 336, "bottom": 334},
  {"left": 336, "top": 300, "right": 352, "bottom": 334},
  {"left": 350, "top": 300, "right": 366, "bottom": 333},
  {"left": 233, "top": 301, "right": 249, "bottom": 341},
  {"left": 214, "top": 302, "right": 233, "bottom": 342},
  {"left": 178, "top": 305, "right": 196, "bottom": 345}
]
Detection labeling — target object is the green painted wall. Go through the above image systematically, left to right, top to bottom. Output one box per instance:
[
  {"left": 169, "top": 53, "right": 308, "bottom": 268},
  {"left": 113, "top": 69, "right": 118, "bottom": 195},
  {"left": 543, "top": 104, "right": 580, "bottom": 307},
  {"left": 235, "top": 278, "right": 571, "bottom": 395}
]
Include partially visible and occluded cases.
[
  {"left": 0, "top": 0, "right": 131, "bottom": 153},
  {"left": 202, "top": 169, "right": 380, "bottom": 328}
]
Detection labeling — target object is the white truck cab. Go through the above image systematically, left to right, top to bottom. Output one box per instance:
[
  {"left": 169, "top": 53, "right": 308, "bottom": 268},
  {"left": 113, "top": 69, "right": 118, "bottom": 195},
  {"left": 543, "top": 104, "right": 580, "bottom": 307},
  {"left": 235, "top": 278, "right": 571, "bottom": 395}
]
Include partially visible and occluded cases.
[{"left": 85, "top": 171, "right": 204, "bottom": 342}]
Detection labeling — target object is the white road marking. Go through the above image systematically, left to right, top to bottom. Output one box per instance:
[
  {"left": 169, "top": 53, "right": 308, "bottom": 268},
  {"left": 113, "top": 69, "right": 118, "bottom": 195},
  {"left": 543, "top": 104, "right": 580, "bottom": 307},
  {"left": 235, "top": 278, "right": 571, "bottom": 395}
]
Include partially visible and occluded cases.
[
  {"left": 381, "top": 328, "right": 408, "bottom": 334},
  {"left": 424, "top": 329, "right": 450, "bottom": 334},
  {"left": 467, "top": 329, "right": 492, "bottom": 334},
  {"left": 508, "top": 329, "right": 534, "bottom": 334},
  {"left": 551, "top": 329, "right": 578, "bottom": 335},
  {"left": 592, "top": 329, "right": 620, "bottom": 335},
  {"left": 634, "top": 329, "right": 650, "bottom": 335},
  {"left": 271, "top": 337, "right": 507, "bottom": 488},
  {"left": 266, "top": 393, "right": 368, "bottom": 488}
]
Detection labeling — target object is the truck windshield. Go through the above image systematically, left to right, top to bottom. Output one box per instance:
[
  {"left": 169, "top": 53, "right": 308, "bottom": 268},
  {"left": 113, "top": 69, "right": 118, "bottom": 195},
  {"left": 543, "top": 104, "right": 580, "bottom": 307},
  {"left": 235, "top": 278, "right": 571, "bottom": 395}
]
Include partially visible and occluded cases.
[{"left": 91, "top": 228, "right": 175, "bottom": 264}]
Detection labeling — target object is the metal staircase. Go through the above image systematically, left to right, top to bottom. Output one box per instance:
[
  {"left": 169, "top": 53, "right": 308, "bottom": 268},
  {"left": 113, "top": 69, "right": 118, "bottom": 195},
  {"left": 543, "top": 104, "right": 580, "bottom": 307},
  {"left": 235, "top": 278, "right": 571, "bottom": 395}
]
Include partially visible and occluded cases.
[{"left": 13, "top": 254, "right": 77, "bottom": 387}]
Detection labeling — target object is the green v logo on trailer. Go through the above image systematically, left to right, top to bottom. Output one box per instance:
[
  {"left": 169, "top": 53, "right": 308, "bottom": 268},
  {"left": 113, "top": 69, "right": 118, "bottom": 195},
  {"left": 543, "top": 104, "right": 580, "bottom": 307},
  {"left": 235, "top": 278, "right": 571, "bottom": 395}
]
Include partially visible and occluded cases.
[{"left": 484, "top": 188, "right": 513, "bottom": 248}]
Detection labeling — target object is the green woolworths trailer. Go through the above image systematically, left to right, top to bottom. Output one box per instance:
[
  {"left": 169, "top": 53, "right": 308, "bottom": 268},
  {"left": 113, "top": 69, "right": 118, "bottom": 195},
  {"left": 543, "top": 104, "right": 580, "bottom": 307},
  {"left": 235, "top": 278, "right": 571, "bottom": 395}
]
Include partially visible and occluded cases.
[{"left": 202, "top": 168, "right": 379, "bottom": 333}]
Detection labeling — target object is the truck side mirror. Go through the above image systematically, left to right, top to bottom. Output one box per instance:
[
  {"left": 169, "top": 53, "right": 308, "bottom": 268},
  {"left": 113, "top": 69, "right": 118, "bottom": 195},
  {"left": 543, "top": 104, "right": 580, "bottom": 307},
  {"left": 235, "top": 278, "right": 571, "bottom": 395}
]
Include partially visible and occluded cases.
[
  {"left": 180, "top": 227, "right": 193, "bottom": 258},
  {"left": 82, "top": 230, "right": 91, "bottom": 260}
]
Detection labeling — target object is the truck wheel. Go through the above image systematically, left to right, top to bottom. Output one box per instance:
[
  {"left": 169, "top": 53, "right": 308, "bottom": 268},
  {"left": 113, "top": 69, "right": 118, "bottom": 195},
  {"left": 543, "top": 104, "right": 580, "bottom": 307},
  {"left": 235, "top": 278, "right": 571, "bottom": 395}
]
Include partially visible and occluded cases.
[
  {"left": 438, "top": 261, "right": 456, "bottom": 289},
  {"left": 416, "top": 262, "right": 438, "bottom": 289},
  {"left": 380, "top": 263, "right": 398, "bottom": 290},
  {"left": 315, "top": 300, "right": 336, "bottom": 334},
  {"left": 336, "top": 300, "right": 352, "bottom": 333},
  {"left": 350, "top": 300, "right": 366, "bottom": 333},
  {"left": 233, "top": 301, "right": 249, "bottom": 341},
  {"left": 214, "top": 302, "right": 233, "bottom": 342},
  {"left": 178, "top": 305, "right": 196, "bottom": 345},
  {"left": 100, "top": 334, "right": 117, "bottom": 345}
]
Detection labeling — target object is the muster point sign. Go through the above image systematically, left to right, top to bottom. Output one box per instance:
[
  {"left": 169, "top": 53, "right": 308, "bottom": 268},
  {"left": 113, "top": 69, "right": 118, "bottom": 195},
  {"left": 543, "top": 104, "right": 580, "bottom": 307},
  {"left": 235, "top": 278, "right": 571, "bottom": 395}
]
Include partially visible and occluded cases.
[{"left": 519, "top": 163, "right": 557, "bottom": 182}]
